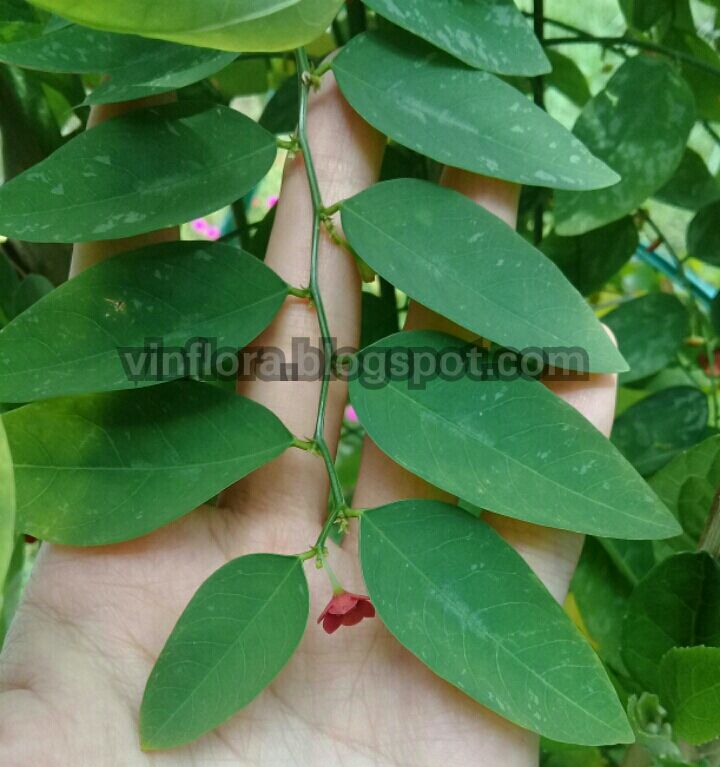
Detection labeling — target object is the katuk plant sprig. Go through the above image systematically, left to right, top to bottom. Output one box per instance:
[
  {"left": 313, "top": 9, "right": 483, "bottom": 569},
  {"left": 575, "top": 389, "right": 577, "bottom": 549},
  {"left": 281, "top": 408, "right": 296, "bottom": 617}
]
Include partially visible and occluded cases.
[{"left": 292, "top": 47, "right": 373, "bottom": 630}]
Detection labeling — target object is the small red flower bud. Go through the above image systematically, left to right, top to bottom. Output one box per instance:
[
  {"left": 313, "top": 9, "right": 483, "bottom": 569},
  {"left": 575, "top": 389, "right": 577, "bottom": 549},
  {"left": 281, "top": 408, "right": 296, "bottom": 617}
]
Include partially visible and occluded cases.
[{"left": 318, "top": 591, "right": 375, "bottom": 634}]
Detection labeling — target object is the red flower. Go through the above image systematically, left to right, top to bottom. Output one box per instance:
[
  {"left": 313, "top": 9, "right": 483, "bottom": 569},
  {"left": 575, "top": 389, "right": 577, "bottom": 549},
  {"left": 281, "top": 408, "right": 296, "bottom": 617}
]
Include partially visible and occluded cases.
[{"left": 318, "top": 591, "right": 376, "bottom": 634}]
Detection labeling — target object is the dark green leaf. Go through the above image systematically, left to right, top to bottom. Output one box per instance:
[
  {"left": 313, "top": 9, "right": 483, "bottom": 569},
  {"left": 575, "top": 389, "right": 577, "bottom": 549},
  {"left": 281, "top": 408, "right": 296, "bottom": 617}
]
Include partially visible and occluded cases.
[
  {"left": 28, "top": 0, "right": 344, "bottom": 52},
  {"left": 361, "top": 0, "right": 549, "bottom": 75},
  {"left": 620, "top": 0, "right": 673, "bottom": 30},
  {"left": 0, "top": 19, "right": 234, "bottom": 98},
  {"left": 664, "top": 29, "right": 720, "bottom": 123},
  {"left": 333, "top": 30, "right": 618, "bottom": 191},
  {"left": 85, "top": 47, "right": 236, "bottom": 106},
  {"left": 546, "top": 50, "right": 592, "bottom": 107},
  {"left": 555, "top": 57, "right": 696, "bottom": 235},
  {"left": 259, "top": 77, "right": 299, "bottom": 135},
  {"left": 0, "top": 101, "right": 276, "bottom": 243},
  {"left": 655, "top": 149, "right": 720, "bottom": 211},
  {"left": 342, "top": 180, "right": 626, "bottom": 374},
  {"left": 688, "top": 201, "right": 720, "bottom": 265},
  {"left": 540, "top": 217, "right": 638, "bottom": 296},
  {"left": 0, "top": 242, "right": 288, "bottom": 402},
  {"left": 0, "top": 250, "right": 19, "bottom": 324},
  {"left": 10, "top": 273, "right": 53, "bottom": 317},
  {"left": 361, "top": 290, "right": 398, "bottom": 349},
  {"left": 604, "top": 294, "right": 689, "bottom": 385},
  {"left": 349, "top": 331, "right": 680, "bottom": 539},
  {"left": 4, "top": 381, "right": 293, "bottom": 545},
  {"left": 612, "top": 387, "right": 709, "bottom": 476},
  {"left": 0, "top": 417, "right": 14, "bottom": 595},
  {"left": 650, "top": 435, "right": 720, "bottom": 554},
  {"left": 360, "top": 499, "right": 632, "bottom": 745},
  {"left": 598, "top": 537, "right": 656, "bottom": 587},
  {"left": 571, "top": 538, "right": 632, "bottom": 673},
  {"left": 621, "top": 552, "right": 720, "bottom": 691},
  {"left": 141, "top": 554, "right": 308, "bottom": 750},
  {"left": 660, "top": 646, "right": 720, "bottom": 745}
]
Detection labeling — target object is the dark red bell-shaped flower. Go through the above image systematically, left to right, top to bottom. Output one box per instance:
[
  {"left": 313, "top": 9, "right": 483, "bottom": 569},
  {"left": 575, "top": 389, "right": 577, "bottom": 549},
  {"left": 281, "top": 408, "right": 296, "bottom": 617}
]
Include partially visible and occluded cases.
[{"left": 318, "top": 591, "right": 375, "bottom": 634}]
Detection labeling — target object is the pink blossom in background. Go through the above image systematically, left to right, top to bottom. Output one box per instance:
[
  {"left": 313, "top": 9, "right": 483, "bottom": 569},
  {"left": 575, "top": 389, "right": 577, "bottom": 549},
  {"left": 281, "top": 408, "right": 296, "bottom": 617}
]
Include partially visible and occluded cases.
[
  {"left": 267, "top": 195, "right": 279, "bottom": 209},
  {"left": 191, "top": 218, "right": 221, "bottom": 241},
  {"left": 345, "top": 405, "right": 359, "bottom": 424}
]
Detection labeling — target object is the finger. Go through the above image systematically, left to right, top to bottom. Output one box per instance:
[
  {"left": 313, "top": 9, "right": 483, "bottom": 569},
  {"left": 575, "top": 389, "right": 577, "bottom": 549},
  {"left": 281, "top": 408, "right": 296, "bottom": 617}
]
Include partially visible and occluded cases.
[
  {"left": 220, "top": 71, "right": 385, "bottom": 530},
  {"left": 69, "top": 93, "right": 179, "bottom": 278}
]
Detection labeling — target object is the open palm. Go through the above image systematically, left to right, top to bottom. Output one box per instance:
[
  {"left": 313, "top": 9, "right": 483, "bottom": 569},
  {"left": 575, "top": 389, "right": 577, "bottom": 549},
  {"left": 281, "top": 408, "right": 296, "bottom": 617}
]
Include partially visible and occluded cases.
[{"left": 0, "top": 76, "right": 618, "bottom": 767}]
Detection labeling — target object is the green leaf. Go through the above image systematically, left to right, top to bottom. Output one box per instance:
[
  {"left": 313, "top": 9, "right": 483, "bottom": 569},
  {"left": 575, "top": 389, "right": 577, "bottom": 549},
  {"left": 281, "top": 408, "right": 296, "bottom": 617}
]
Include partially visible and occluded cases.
[
  {"left": 27, "top": 0, "right": 344, "bottom": 52},
  {"left": 361, "top": 0, "right": 549, "bottom": 75},
  {"left": 620, "top": 0, "right": 673, "bottom": 30},
  {"left": 0, "top": 18, "right": 234, "bottom": 98},
  {"left": 664, "top": 29, "right": 720, "bottom": 123},
  {"left": 332, "top": 30, "right": 618, "bottom": 191},
  {"left": 84, "top": 47, "right": 236, "bottom": 106},
  {"left": 546, "top": 50, "right": 592, "bottom": 108},
  {"left": 555, "top": 57, "right": 696, "bottom": 235},
  {"left": 259, "top": 77, "right": 299, "bottom": 135},
  {"left": 0, "top": 101, "right": 276, "bottom": 243},
  {"left": 655, "top": 149, "right": 720, "bottom": 211},
  {"left": 342, "top": 180, "right": 626, "bottom": 374},
  {"left": 688, "top": 201, "right": 720, "bottom": 265},
  {"left": 540, "top": 217, "right": 638, "bottom": 296},
  {"left": 0, "top": 242, "right": 288, "bottom": 402},
  {"left": 0, "top": 249, "right": 19, "bottom": 324},
  {"left": 10, "top": 273, "right": 53, "bottom": 318},
  {"left": 361, "top": 291, "right": 398, "bottom": 349},
  {"left": 604, "top": 294, "right": 689, "bottom": 385},
  {"left": 349, "top": 330, "right": 680, "bottom": 539},
  {"left": 4, "top": 381, "right": 293, "bottom": 545},
  {"left": 611, "top": 387, "right": 709, "bottom": 477},
  {"left": 0, "top": 417, "right": 15, "bottom": 599},
  {"left": 649, "top": 435, "right": 720, "bottom": 555},
  {"left": 360, "top": 499, "right": 632, "bottom": 745},
  {"left": 571, "top": 538, "right": 632, "bottom": 674},
  {"left": 599, "top": 538, "right": 656, "bottom": 587},
  {"left": 621, "top": 552, "right": 720, "bottom": 692},
  {"left": 141, "top": 554, "right": 308, "bottom": 750},
  {"left": 660, "top": 646, "right": 720, "bottom": 745},
  {"left": 541, "top": 739, "right": 608, "bottom": 767}
]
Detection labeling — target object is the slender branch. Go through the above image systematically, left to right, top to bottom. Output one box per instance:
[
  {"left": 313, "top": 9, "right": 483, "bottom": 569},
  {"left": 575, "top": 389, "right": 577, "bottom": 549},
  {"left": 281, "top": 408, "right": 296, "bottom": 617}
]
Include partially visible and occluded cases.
[
  {"left": 541, "top": 28, "right": 720, "bottom": 79},
  {"left": 295, "top": 49, "right": 349, "bottom": 554}
]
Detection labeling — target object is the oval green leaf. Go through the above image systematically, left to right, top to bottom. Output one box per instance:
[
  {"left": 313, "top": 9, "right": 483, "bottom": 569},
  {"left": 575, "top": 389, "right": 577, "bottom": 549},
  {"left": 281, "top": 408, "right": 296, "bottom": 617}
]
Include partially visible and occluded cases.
[
  {"left": 27, "top": 0, "right": 344, "bottom": 52},
  {"left": 362, "top": 0, "right": 549, "bottom": 75},
  {"left": 0, "top": 18, "right": 234, "bottom": 95},
  {"left": 332, "top": 30, "right": 618, "bottom": 191},
  {"left": 555, "top": 57, "right": 696, "bottom": 235},
  {"left": 0, "top": 101, "right": 276, "bottom": 243},
  {"left": 655, "top": 149, "right": 720, "bottom": 211},
  {"left": 342, "top": 180, "right": 627, "bottom": 374},
  {"left": 688, "top": 200, "right": 720, "bottom": 265},
  {"left": 540, "top": 217, "right": 638, "bottom": 296},
  {"left": 0, "top": 241, "right": 288, "bottom": 402},
  {"left": 604, "top": 293, "right": 689, "bottom": 385},
  {"left": 349, "top": 331, "right": 680, "bottom": 539},
  {"left": 4, "top": 381, "right": 293, "bottom": 545},
  {"left": 611, "top": 387, "right": 709, "bottom": 477},
  {"left": 0, "top": 418, "right": 15, "bottom": 597},
  {"left": 650, "top": 435, "right": 720, "bottom": 555},
  {"left": 361, "top": 499, "right": 632, "bottom": 745},
  {"left": 621, "top": 552, "right": 720, "bottom": 692},
  {"left": 141, "top": 553, "right": 308, "bottom": 750},
  {"left": 660, "top": 646, "right": 720, "bottom": 746}
]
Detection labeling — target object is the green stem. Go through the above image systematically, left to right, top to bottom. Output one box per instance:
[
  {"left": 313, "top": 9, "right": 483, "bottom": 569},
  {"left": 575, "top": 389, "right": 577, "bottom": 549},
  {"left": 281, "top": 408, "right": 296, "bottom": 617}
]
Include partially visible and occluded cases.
[
  {"left": 542, "top": 30, "right": 720, "bottom": 79},
  {"left": 295, "top": 49, "right": 350, "bottom": 553}
]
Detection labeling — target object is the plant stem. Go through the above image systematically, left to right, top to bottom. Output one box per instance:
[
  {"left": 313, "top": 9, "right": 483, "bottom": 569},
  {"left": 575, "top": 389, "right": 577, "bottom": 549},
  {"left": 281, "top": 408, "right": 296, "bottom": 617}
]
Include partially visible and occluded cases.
[
  {"left": 541, "top": 28, "right": 720, "bottom": 79},
  {"left": 295, "top": 49, "right": 349, "bottom": 555}
]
